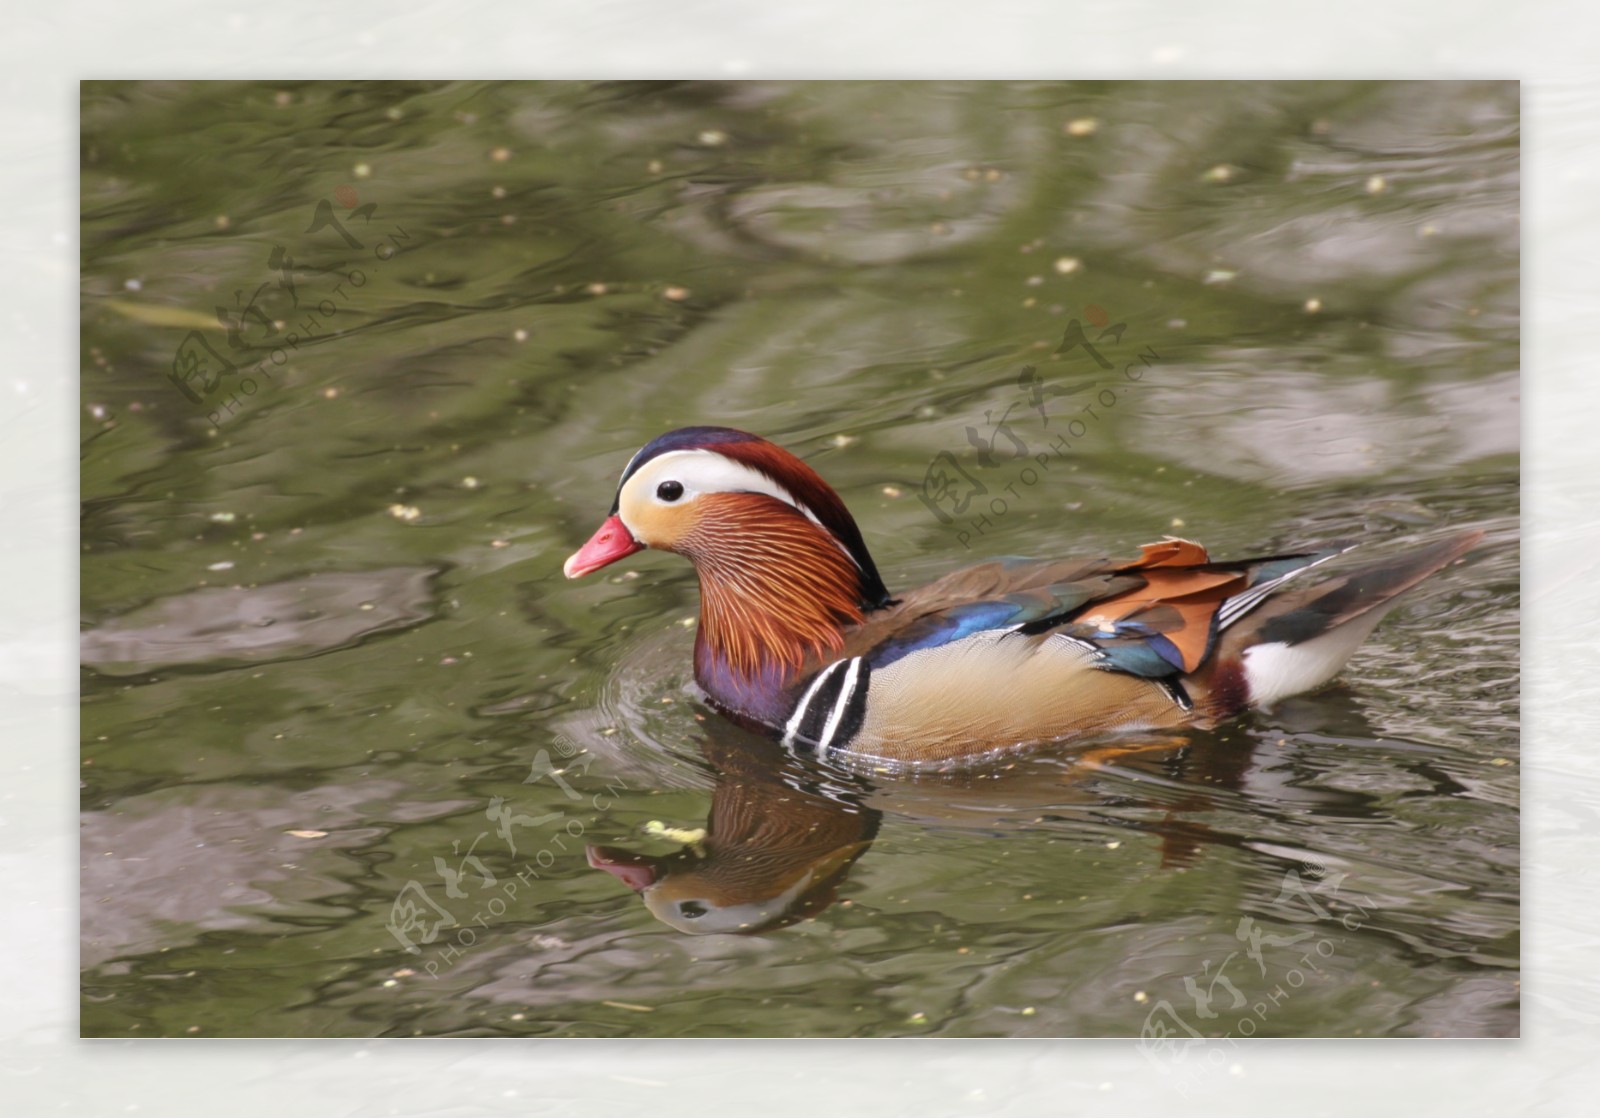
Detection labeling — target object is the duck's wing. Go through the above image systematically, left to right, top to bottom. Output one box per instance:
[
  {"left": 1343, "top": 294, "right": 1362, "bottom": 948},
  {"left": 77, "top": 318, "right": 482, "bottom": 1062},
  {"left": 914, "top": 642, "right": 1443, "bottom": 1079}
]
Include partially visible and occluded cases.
[{"left": 842, "top": 538, "right": 1351, "bottom": 679}]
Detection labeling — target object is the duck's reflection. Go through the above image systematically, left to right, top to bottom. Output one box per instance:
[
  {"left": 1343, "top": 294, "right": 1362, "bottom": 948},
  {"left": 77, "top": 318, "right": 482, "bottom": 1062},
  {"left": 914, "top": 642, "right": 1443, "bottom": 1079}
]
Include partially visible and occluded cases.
[
  {"left": 585, "top": 703, "right": 1382, "bottom": 934},
  {"left": 587, "top": 732, "right": 878, "bottom": 934}
]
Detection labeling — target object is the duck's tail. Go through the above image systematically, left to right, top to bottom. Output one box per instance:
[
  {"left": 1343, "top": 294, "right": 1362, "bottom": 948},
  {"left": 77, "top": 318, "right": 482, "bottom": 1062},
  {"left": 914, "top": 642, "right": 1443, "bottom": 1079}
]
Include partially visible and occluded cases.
[{"left": 1190, "top": 529, "right": 1484, "bottom": 717}]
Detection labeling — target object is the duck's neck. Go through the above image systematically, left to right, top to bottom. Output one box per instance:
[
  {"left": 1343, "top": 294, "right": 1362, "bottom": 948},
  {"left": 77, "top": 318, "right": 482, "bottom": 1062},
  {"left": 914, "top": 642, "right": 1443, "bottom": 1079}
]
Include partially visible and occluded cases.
[{"left": 683, "top": 497, "right": 878, "bottom": 717}]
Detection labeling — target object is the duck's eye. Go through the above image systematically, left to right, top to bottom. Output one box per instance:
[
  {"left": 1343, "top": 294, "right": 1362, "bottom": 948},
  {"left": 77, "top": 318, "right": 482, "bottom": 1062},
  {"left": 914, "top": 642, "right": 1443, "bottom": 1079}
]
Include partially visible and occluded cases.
[
  {"left": 656, "top": 480, "right": 684, "bottom": 502},
  {"left": 678, "top": 900, "right": 707, "bottom": 919}
]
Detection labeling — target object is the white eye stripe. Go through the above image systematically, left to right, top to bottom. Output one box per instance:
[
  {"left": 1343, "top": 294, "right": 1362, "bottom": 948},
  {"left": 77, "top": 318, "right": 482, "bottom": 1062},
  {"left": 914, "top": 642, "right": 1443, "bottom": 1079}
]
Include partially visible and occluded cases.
[
  {"left": 617, "top": 447, "right": 866, "bottom": 573},
  {"left": 625, "top": 450, "right": 826, "bottom": 524}
]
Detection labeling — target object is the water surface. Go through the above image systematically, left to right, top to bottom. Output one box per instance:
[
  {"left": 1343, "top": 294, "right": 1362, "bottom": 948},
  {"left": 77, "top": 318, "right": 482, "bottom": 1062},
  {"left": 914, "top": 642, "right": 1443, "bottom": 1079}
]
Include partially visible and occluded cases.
[{"left": 80, "top": 80, "right": 1518, "bottom": 1042}]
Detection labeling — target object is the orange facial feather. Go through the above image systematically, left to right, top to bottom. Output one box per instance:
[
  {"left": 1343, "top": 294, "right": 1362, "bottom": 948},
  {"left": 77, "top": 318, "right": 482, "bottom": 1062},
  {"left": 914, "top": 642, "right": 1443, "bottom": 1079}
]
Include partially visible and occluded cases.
[{"left": 681, "top": 492, "right": 868, "bottom": 679}]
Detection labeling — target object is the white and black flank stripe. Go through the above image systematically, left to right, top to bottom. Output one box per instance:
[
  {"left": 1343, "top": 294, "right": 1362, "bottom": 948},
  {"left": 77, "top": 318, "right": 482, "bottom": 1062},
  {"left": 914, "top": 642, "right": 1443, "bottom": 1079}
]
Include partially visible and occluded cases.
[{"left": 780, "top": 657, "right": 871, "bottom": 755}]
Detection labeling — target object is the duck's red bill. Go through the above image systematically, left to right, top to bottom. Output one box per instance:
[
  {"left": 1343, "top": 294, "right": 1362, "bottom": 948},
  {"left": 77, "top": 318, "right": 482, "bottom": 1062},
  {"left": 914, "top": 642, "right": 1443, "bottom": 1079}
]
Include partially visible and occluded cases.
[
  {"left": 563, "top": 514, "right": 644, "bottom": 578},
  {"left": 586, "top": 845, "right": 659, "bottom": 891}
]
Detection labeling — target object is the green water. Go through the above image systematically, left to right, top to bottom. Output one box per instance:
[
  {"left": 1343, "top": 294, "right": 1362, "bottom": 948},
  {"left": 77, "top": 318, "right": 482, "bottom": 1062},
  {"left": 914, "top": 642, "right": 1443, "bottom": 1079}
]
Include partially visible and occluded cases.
[{"left": 80, "top": 80, "right": 1518, "bottom": 1041}]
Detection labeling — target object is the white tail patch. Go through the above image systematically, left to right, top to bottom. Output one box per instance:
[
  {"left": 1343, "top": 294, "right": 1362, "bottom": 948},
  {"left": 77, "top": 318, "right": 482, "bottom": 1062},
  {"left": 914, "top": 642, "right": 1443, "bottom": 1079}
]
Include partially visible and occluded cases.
[{"left": 1241, "top": 610, "right": 1389, "bottom": 709}]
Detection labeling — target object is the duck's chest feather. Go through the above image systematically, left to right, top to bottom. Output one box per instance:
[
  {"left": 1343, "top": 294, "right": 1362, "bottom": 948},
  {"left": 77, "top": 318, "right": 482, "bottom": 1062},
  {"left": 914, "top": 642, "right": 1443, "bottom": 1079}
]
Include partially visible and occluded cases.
[
  {"left": 695, "top": 634, "right": 876, "bottom": 749},
  {"left": 693, "top": 635, "right": 804, "bottom": 728}
]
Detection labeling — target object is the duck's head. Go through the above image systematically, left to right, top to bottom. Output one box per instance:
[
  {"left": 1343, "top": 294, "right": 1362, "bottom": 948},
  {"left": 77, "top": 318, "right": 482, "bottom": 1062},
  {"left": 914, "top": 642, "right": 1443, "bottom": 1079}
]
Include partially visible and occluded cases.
[
  {"left": 564, "top": 425, "right": 890, "bottom": 605},
  {"left": 563, "top": 426, "right": 892, "bottom": 685}
]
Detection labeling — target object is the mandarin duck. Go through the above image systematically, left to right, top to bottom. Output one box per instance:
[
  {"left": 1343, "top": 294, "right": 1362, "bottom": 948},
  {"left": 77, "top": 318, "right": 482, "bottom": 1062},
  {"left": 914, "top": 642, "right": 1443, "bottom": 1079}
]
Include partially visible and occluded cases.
[{"left": 564, "top": 426, "right": 1481, "bottom": 767}]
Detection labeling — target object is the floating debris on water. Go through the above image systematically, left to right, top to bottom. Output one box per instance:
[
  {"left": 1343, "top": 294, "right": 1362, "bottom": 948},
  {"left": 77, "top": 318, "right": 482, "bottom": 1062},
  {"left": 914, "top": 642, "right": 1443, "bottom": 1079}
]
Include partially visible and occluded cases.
[
  {"left": 104, "top": 299, "right": 218, "bottom": 331},
  {"left": 644, "top": 820, "right": 707, "bottom": 846}
]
